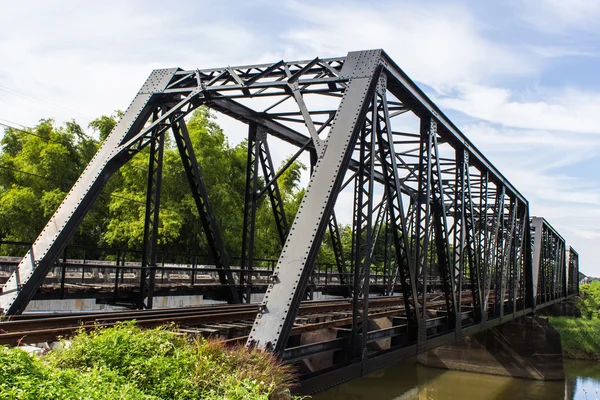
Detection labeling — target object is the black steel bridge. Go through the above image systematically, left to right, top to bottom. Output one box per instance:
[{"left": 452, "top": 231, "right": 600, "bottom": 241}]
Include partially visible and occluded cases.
[{"left": 0, "top": 50, "right": 580, "bottom": 392}]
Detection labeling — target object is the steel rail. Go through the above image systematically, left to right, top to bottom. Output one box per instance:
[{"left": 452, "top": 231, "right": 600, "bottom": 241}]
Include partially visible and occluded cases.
[
  {"left": 0, "top": 292, "right": 503, "bottom": 347},
  {"left": 0, "top": 297, "right": 406, "bottom": 345}
]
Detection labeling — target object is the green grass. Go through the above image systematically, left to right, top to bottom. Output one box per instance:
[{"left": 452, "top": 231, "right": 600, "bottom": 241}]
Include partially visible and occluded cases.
[
  {"left": 547, "top": 281, "right": 600, "bottom": 360},
  {"left": 577, "top": 281, "right": 600, "bottom": 319},
  {"left": 549, "top": 317, "right": 600, "bottom": 361},
  {"left": 0, "top": 322, "right": 296, "bottom": 399}
]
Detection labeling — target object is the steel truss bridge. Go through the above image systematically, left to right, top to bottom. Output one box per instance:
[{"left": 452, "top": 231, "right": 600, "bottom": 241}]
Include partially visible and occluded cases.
[{"left": 0, "top": 49, "right": 580, "bottom": 390}]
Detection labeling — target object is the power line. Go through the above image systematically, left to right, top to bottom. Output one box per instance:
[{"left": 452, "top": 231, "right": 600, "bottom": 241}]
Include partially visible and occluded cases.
[
  {"left": 0, "top": 84, "right": 93, "bottom": 120},
  {"left": 0, "top": 117, "right": 27, "bottom": 130},
  {"left": 0, "top": 118, "right": 104, "bottom": 147},
  {"left": 0, "top": 120, "right": 63, "bottom": 144},
  {"left": 0, "top": 121, "right": 181, "bottom": 211},
  {"left": 0, "top": 123, "right": 159, "bottom": 192},
  {"left": 0, "top": 163, "right": 173, "bottom": 209},
  {"left": 0, "top": 164, "right": 63, "bottom": 184},
  {"left": 0, "top": 164, "right": 147, "bottom": 225},
  {"left": 110, "top": 192, "right": 146, "bottom": 205}
]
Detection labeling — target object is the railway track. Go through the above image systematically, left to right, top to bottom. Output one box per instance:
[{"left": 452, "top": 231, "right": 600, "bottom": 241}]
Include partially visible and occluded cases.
[
  {"left": 0, "top": 292, "right": 493, "bottom": 347},
  {"left": 0, "top": 296, "right": 406, "bottom": 346}
]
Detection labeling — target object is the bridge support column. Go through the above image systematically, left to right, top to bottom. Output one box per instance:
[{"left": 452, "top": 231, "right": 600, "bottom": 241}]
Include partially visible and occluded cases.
[{"left": 417, "top": 316, "right": 564, "bottom": 380}]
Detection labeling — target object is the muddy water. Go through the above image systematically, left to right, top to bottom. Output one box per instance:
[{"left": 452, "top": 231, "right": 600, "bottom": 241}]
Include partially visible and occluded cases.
[{"left": 313, "top": 359, "right": 600, "bottom": 400}]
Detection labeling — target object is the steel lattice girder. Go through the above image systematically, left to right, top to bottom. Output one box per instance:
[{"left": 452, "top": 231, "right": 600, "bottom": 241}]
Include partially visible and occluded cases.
[
  {"left": 0, "top": 48, "right": 578, "bottom": 368},
  {"left": 530, "top": 216, "right": 567, "bottom": 307},
  {"left": 567, "top": 247, "right": 579, "bottom": 295}
]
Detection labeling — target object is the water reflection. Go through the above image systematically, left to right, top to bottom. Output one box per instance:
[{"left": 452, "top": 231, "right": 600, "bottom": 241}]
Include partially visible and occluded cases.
[{"left": 313, "top": 359, "right": 600, "bottom": 400}]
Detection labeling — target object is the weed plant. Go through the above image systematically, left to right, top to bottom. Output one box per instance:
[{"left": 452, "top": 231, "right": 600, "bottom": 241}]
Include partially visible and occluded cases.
[{"left": 0, "top": 322, "right": 296, "bottom": 399}]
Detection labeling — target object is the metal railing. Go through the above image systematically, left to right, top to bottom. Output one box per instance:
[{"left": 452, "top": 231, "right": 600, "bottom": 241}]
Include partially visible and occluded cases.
[{"left": 0, "top": 241, "right": 449, "bottom": 300}]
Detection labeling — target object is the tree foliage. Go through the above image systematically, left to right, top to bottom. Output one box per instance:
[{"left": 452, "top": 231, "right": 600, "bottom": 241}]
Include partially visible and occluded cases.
[
  {"left": 0, "top": 108, "right": 306, "bottom": 264},
  {"left": 0, "top": 119, "right": 102, "bottom": 245},
  {"left": 577, "top": 281, "right": 600, "bottom": 319}
]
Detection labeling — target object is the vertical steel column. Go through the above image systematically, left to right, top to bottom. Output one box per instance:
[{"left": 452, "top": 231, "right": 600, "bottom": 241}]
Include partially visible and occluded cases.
[
  {"left": 350, "top": 97, "right": 376, "bottom": 360},
  {"left": 414, "top": 117, "right": 456, "bottom": 333},
  {"left": 414, "top": 118, "right": 434, "bottom": 327},
  {"left": 172, "top": 120, "right": 241, "bottom": 304},
  {"left": 240, "top": 123, "right": 261, "bottom": 303},
  {"left": 139, "top": 126, "right": 165, "bottom": 309},
  {"left": 430, "top": 131, "right": 456, "bottom": 330},
  {"left": 454, "top": 149, "right": 482, "bottom": 322},
  {"left": 453, "top": 152, "right": 465, "bottom": 323},
  {"left": 464, "top": 163, "right": 483, "bottom": 323},
  {"left": 480, "top": 175, "right": 492, "bottom": 319},
  {"left": 486, "top": 188, "right": 505, "bottom": 317},
  {"left": 492, "top": 189, "right": 505, "bottom": 317},
  {"left": 499, "top": 198, "right": 516, "bottom": 319},
  {"left": 512, "top": 205, "right": 526, "bottom": 313},
  {"left": 523, "top": 212, "right": 534, "bottom": 310},
  {"left": 541, "top": 223, "right": 548, "bottom": 304},
  {"left": 551, "top": 229, "right": 556, "bottom": 300},
  {"left": 553, "top": 230, "right": 558, "bottom": 300},
  {"left": 547, "top": 231, "right": 553, "bottom": 301},
  {"left": 550, "top": 231, "right": 556, "bottom": 301},
  {"left": 559, "top": 236, "right": 565, "bottom": 299},
  {"left": 560, "top": 237, "right": 565, "bottom": 297},
  {"left": 567, "top": 246, "right": 578, "bottom": 295},
  {"left": 567, "top": 247, "right": 578, "bottom": 296},
  {"left": 569, "top": 248, "right": 579, "bottom": 295}
]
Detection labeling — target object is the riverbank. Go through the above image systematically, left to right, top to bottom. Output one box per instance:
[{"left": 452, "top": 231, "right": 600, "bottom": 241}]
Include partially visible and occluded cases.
[
  {"left": 548, "top": 281, "right": 600, "bottom": 361},
  {"left": 549, "top": 317, "right": 600, "bottom": 361},
  {"left": 0, "top": 322, "right": 296, "bottom": 399}
]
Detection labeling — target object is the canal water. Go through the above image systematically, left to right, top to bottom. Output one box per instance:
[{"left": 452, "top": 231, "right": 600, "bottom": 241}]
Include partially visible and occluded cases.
[{"left": 314, "top": 359, "right": 600, "bottom": 400}]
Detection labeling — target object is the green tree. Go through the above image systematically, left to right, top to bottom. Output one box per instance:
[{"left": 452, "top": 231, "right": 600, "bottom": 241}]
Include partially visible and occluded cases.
[
  {"left": 0, "top": 108, "right": 308, "bottom": 265},
  {"left": 0, "top": 119, "right": 102, "bottom": 245},
  {"left": 578, "top": 281, "right": 600, "bottom": 319}
]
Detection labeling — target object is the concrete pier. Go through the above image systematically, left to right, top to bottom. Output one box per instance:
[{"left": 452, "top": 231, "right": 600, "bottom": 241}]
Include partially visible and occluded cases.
[{"left": 418, "top": 316, "right": 564, "bottom": 380}]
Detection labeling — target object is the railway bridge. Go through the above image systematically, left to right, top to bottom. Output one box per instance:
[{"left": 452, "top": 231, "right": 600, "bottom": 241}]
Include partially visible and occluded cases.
[{"left": 0, "top": 50, "right": 580, "bottom": 392}]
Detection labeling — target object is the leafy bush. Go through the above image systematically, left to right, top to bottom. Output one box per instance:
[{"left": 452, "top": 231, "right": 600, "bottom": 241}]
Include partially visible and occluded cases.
[
  {"left": 577, "top": 281, "right": 600, "bottom": 319},
  {"left": 549, "top": 316, "right": 600, "bottom": 361},
  {"left": 1, "top": 322, "right": 295, "bottom": 399},
  {"left": 0, "top": 346, "right": 154, "bottom": 399}
]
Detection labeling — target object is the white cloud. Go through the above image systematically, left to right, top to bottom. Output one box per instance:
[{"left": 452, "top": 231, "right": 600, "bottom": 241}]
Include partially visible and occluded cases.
[
  {"left": 0, "top": 0, "right": 266, "bottom": 130},
  {"left": 516, "top": 0, "right": 600, "bottom": 33},
  {"left": 281, "top": 1, "right": 536, "bottom": 90},
  {"left": 528, "top": 45, "right": 599, "bottom": 58},
  {"left": 437, "top": 84, "right": 600, "bottom": 135},
  {"left": 462, "top": 123, "right": 600, "bottom": 171}
]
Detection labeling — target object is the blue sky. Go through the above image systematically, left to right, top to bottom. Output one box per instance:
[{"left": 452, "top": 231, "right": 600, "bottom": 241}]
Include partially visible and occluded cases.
[{"left": 0, "top": 0, "right": 599, "bottom": 276}]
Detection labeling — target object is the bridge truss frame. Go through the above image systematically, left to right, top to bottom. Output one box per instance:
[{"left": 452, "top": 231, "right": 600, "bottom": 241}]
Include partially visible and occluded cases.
[{"left": 0, "top": 49, "right": 579, "bottom": 388}]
